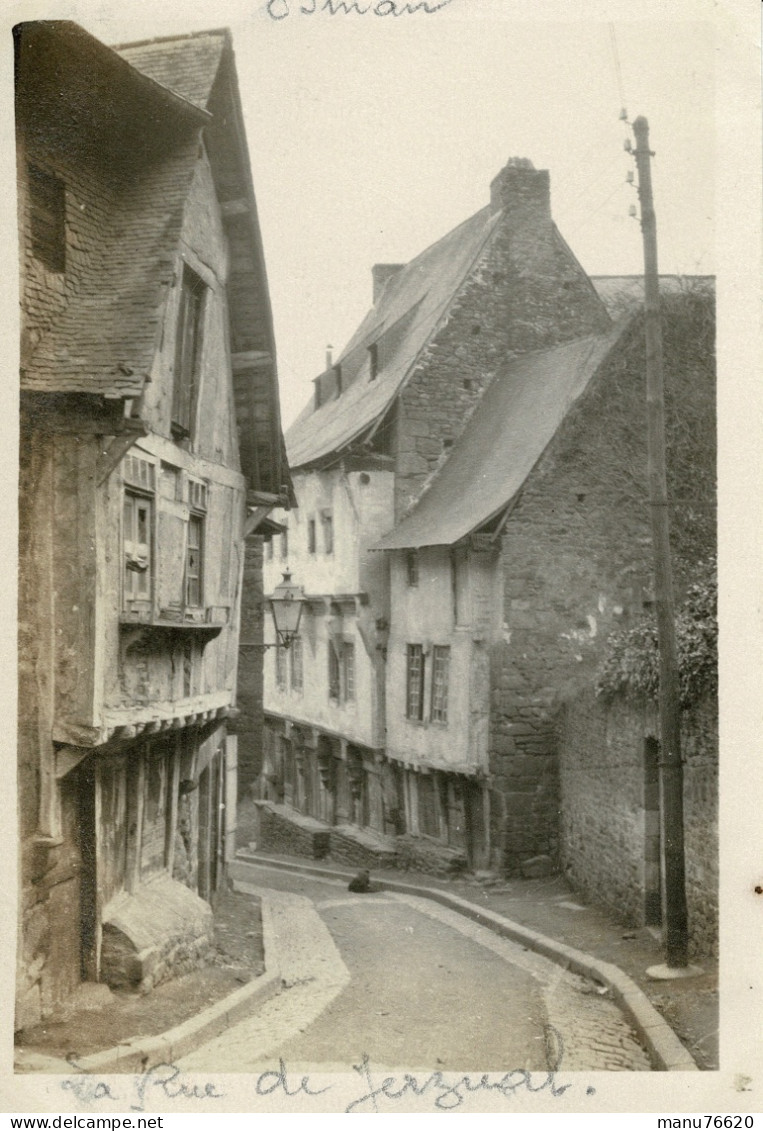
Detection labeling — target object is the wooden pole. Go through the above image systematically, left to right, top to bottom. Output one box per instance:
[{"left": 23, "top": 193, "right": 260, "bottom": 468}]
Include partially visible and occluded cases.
[{"left": 632, "top": 115, "right": 689, "bottom": 967}]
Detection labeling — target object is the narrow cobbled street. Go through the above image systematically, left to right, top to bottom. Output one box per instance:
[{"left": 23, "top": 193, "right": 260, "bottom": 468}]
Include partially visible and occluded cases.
[{"left": 179, "top": 862, "right": 650, "bottom": 1074}]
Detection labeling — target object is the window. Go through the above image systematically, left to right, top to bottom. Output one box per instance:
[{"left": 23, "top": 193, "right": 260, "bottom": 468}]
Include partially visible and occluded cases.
[
  {"left": 28, "top": 164, "right": 65, "bottom": 273},
  {"left": 172, "top": 265, "right": 206, "bottom": 438},
  {"left": 368, "top": 342, "right": 379, "bottom": 380},
  {"left": 333, "top": 364, "right": 343, "bottom": 395},
  {"left": 123, "top": 454, "right": 156, "bottom": 607},
  {"left": 185, "top": 477, "right": 207, "bottom": 608},
  {"left": 123, "top": 493, "right": 153, "bottom": 602},
  {"left": 322, "top": 511, "right": 334, "bottom": 555},
  {"left": 185, "top": 515, "right": 203, "bottom": 607},
  {"left": 308, "top": 518, "right": 317, "bottom": 554},
  {"left": 280, "top": 528, "right": 289, "bottom": 560},
  {"left": 266, "top": 538, "right": 274, "bottom": 561},
  {"left": 406, "top": 550, "right": 419, "bottom": 587},
  {"left": 290, "top": 638, "right": 304, "bottom": 691},
  {"left": 328, "top": 640, "right": 355, "bottom": 703},
  {"left": 343, "top": 642, "right": 355, "bottom": 701},
  {"left": 328, "top": 643, "right": 341, "bottom": 702},
  {"left": 406, "top": 644, "right": 425, "bottom": 721},
  {"left": 275, "top": 646, "right": 287, "bottom": 689},
  {"left": 431, "top": 646, "right": 450, "bottom": 723}
]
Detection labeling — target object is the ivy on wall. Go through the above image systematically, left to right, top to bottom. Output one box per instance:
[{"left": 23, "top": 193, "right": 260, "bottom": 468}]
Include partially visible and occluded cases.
[{"left": 596, "top": 556, "right": 717, "bottom": 708}]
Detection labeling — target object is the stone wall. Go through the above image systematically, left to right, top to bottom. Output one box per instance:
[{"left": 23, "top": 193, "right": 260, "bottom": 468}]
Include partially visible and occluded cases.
[
  {"left": 395, "top": 166, "right": 610, "bottom": 519},
  {"left": 491, "top": 297, "right": 716, "bottom": 874},
  {"left": 558, "top": 689, "right": 718, "bottom": 958},
  {"left": 256, "top": 802, "right": 331, "bottom": 859},
  {"left": 327, "top": 826, "right": 397, "bottom": 870}
]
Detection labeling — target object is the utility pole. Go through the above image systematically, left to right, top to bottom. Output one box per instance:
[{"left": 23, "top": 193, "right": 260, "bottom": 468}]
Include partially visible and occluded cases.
[{"left": 632, "top": 115, "right": 689, "bottom": 970}]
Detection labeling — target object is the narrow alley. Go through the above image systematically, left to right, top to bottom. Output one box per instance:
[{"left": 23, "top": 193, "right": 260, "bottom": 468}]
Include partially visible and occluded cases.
[{"left": 179, "top": 861, "right": 650, "bottom": 1074}]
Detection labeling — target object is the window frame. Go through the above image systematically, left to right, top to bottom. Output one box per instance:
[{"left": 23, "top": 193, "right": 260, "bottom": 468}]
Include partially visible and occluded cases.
[
  {"left": 172, "top": 264, "right": 207, "bottom": 440},
  {"left": 122, "top": 454, "right": 156, "bottom": 612},
  {"left": 184, "top": 477, "right": 207, "bottom": 610},
  {"left": 322, "top": 511, "right": 334, "bottom": 555},
  {"left": 290, "top": 637, "right": 304, "bottom": 693},
  {"left": 328, "top": 641, "right": 341, "bottom": 702},
  {"left": 343, "top": 641, "right": 355, "bottom": 702},
  {"left": 405, "top": 644, "right": 426, "bottom": 721},
  {"left": 275, "top": 645, "right": 288, "bottom": 690},
  {"left": 430, "top": 645, "right": 451, "bottom": 724}
]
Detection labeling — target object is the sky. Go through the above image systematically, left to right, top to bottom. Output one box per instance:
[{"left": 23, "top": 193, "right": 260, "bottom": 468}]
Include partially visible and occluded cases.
[{"left": 7, "top": 0, "right": 716, "bottom": 426}]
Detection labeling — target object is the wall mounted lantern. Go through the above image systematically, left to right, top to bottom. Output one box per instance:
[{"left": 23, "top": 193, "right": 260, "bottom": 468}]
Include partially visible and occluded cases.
[{"left": 268, "top": 571, "right": 305, "bottom": 650}]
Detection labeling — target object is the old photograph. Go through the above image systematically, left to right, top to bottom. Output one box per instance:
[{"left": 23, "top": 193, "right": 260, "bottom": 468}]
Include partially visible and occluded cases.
[{"left": 5, "top": 0, "right": 760, "bottom": 1116}]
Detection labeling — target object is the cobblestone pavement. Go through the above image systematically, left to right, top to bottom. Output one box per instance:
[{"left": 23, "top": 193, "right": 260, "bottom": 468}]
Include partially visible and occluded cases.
[
  {"left": 180, "top": 871, "right": 651, "bottom": 1073},
  {"left": 394, "top": 893, "right": 650, "bottom": 1073}
]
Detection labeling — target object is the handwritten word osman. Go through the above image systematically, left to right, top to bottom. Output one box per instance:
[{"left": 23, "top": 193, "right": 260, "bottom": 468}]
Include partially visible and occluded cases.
[{"left": 267, "top": 0, "right": 455, "bottom": 19}]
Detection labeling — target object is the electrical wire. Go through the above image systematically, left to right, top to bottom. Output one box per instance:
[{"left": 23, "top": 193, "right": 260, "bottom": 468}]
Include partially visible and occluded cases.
[
  {"left": 608, "top": 22, "right": 627, "bottom": 116},
  {"left": 555, "top": 154, "right": 628, "bottom": 227},
  {"left": 565, "top": 179, "right": 630, "bottom": 239}
]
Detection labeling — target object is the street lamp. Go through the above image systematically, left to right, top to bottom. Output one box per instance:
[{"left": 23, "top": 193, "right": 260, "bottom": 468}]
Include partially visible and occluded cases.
[{"left": 267, "top": 571, "right": 305, "bottom": 650}]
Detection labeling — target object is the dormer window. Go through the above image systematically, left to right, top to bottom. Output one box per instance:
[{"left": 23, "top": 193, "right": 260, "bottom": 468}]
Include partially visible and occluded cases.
[
  {"left": 28, "top": 164, "right": 66, "bottom": 273},
  {"left": 172, "top": 265, "right": 206, "bottom": 439},
  {"left": 368, "top": 342, "right": 379, "bottom": 380},
  {"left": 333, "top": 364, "right": 343, "bottom": 396}
]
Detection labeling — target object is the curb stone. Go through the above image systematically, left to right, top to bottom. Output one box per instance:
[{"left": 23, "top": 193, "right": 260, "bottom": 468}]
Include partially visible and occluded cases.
[
  {"left": 233, "top": 852, "right": 699, "bottom": 1073},
  {"left": 15, "top": 854, "right": 698, "bottom": 1075},
  {"left": 14, "top": 895, "right": 283, "bottom": 1076}
]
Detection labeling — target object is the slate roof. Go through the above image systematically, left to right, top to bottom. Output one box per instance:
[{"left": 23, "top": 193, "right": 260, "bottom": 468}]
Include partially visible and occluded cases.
[
  {"left": 18, "top": 23, "right": 212, "bottom": 400},
  {"left": 116, "top": 31, "right": 228, "bottom": 111},
  {"left": 286, "top": 207, "right": 502, "bottom": 468},
  {"left": 591, "top": 275, "right": 715, "bottom": 315},
  {"left": 373, "top": 323, "right": 626, "bottom": 551}
]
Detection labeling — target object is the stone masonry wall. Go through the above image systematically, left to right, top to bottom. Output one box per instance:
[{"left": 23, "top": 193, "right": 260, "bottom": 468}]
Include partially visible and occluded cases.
[
  {"left": 395, "top": 167, "right": 611, "bottom": 519},
  {"left": 491, "top": 298, "right": 715, "bottom": 875},
  {"left": 558, "top": 690, "right": 718, "bottom": 958},
  {"left": 558, "top": 693, "right": 650, "bottom": 928},
  {"left": 256, "top": 802, "right": 331, "bottom": 859}
]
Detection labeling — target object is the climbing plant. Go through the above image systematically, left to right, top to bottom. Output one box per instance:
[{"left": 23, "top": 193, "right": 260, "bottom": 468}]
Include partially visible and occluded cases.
[{"left": 596, "top": 556, "right": 717, "bottom": 708}]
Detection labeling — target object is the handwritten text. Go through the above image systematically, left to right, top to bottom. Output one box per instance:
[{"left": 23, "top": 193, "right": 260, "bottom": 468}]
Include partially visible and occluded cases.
[{"left": 266, "top": 0, "right": 456, "bottom": 20}]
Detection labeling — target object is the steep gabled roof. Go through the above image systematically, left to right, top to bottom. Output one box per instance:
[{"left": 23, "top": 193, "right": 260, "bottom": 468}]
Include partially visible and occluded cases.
[
  {"left": 16, "top": 21, "right": 209, "bottom": 400},
  {"left": 17, "top": 21, "right": 291, "bottom": 497},
  {"left": 115, "top": 30, "right": 227, "bottom": 109},
  {"left": 286, "top": 207, "right": 502, "bottom": 468},
  {"left": 373, "top": 323, "right": 627, "bottom": 551}
]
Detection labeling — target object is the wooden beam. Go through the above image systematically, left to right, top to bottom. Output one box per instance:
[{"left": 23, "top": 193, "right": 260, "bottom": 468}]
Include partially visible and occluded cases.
[
  {"left": 96, "top": 421, "right": 149, "bottom": 486},
  {"left": 55, "top": 745, "right": 91, "bottom": 779}
]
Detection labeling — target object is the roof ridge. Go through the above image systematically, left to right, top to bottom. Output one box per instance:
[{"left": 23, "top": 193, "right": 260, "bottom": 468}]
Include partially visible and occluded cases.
[{"left": 112, "top": 28, "right": 230, "bottom": 50}]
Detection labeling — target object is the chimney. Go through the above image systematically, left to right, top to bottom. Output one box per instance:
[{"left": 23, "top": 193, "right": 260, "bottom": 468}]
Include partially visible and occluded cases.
[
  {"left": 490, "top": 157, "right": 550, "bottom": 221},
  {"left": 372, "top": 263, "right": 405, "bottom": 304},
  {"left": 326, "top": 344, "right": 333, "bottom": 369}
]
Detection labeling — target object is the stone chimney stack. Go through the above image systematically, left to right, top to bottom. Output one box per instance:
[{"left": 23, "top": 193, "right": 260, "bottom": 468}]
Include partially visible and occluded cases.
[
  {"left": 490, "top": 158, "right": 551, "bottom": 222},
  {"left": 372, "top": 263, "right": 405, "bottom": 304}
]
